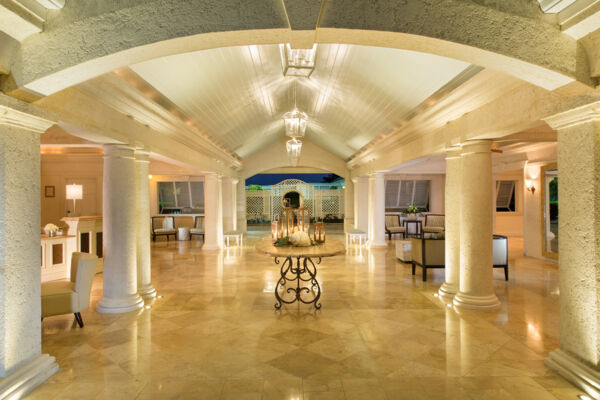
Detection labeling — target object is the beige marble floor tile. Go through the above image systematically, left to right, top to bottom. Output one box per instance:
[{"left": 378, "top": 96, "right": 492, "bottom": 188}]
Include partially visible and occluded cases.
[{"left": 26, "top": 226, "right": 583, "bottom": 400}]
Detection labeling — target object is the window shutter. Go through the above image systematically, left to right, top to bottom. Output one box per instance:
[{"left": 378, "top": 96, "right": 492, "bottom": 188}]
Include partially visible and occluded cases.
[
  {"left": 385, "top": 180, "right": 400, "bottom": 208},
  {"left": 398, "top": 180, "right": 414, "bottom": 208},
  {"left": 413, "top": 180, "right": 430, "bottom": 208},
  {"left": 496, "top": 181, "right": 515, "bottom": 210}
]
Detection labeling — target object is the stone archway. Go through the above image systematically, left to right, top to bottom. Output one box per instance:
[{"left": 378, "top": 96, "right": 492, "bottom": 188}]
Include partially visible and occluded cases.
[{"left": 10, "top": 0, "right": 589, "bottom": 96}]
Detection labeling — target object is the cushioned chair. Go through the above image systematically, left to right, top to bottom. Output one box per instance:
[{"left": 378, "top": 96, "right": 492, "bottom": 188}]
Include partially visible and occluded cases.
[
  {"left": 385, "top": 214, "right": 406, "bottom": 240},
  {"left": 423, "top": 214, "right": 445, "bottom": 234},
  {"left": 151, "top": 216, "right": 177, "bottom": 241},
  {"left": 190, "top": 216, "right": 205, "bottom": 241},
  {"left": 41, "top": 252, "right": 98, "bottom": 327}
]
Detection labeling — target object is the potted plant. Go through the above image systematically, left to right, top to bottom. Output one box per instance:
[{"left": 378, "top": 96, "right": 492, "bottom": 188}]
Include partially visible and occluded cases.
[{"left": 404, "top": 204, "right": 421, "bottom": 215}]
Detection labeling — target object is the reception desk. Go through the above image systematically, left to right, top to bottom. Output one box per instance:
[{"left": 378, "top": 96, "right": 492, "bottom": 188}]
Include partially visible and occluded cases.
[
  {"left": 61, "top": 215, "right": 104, "bottom": 273},
  {"left": 41, "top": 234, "right": 76, "bottom": 282}
]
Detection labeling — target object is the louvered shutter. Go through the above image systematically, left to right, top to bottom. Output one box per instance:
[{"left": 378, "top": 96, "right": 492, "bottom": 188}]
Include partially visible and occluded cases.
[{"left": 496, "top": 181, "right": 515, "bottom": 211}]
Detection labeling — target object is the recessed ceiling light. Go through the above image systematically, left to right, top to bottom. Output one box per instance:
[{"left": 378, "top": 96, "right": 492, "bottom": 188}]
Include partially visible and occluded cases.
[
  {"left": 157, "top": 295, "right": 163, "bottom": 299},
  {"left": 446, "top": 303, "right": 452, "bottom": 308},
  {"left": 144, "top": 305, "right": 151, "bottom": 309},
  {"left": 577, "top": 395, "right": 593, "bottom": 400}
]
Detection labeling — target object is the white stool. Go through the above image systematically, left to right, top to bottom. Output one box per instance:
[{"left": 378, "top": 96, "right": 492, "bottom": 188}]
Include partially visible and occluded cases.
[
  {"left": 178, "top": 227, "right": 189, "bottom": 241},
  {"left": 346, "top": 229, "right": 367, "bottom": 249},
  {"left": 223, "top": 231, "right": 243, "bottom": 247}
]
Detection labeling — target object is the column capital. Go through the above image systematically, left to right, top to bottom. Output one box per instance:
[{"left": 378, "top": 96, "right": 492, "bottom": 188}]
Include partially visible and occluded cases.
[
  {"left": 544, "top": 101, "right": 600, "bottom": 130},
  {"left": 0, "top": 104, "right": 54, "bottom": 134},
  {"left": 460, "top": 140, "right": 492, "bottom": 155},
  {"left": 103, "top": 144, "right": 136, "bottom": 159},
  {"left": 445, "top": 146, "right": 462, "bottom": 159},
  {"left": 134, "top": 150, "right": 150, "bottom": 163},
  {"left": 368, "top": 171, "right": 386, "bottom": 180},
  {"left": 351, "top": 176, "right": 368, "bottom": 184},
  {"left": 231, "top": 178, "right": 239, "bottom": 185}
]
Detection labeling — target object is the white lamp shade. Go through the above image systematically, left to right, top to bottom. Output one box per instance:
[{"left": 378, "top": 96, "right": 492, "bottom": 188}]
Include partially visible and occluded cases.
[{"left": 66, "top": 184, "right": 83, "bottom": 200}]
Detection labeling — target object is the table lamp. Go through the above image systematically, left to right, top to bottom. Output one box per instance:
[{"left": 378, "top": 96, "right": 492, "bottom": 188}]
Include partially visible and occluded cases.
[{"left": 66, "top": 184, "right": 83, "bottom": 216}]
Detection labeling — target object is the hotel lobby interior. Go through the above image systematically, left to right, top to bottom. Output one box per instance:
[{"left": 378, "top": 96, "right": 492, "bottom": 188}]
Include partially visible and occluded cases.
[{"left": 1, "top": 1, "right": 600, "bottom": 399}]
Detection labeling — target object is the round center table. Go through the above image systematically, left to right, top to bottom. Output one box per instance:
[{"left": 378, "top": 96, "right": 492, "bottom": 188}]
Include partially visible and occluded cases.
[{"left": 255, "top": 237, "right": 345, "bottom": 309}]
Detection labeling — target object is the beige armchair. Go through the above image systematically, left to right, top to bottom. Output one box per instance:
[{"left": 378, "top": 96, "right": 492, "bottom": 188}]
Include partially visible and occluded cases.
[
  {"left": 423, "top": 214, "right": 445, "bottom": 234},
  {"left": 385, "top": 215, "right": 406, "bottom": 240},
  {"left": 151, "top": 216, "right": 177, "bottom": 241},
  {"left": 190, "top": 216, "right": 205, "bottom": 241},
  {"left": 41, "top": 252, "right": 98, "bottom": 327}
]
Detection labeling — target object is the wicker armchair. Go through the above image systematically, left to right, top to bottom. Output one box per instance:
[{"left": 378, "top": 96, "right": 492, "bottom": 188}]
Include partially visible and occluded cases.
[
  {"left": 423, "top": 214, "right": 445, "bottom": 234},
  {"left": 385, "top": 215, "right": 406, "bottom": 240},
  {"left": 151, "top": 216, "right": 177, "bottom": 241},
  {"left": 190, "top": 216, "right": 205, "bottom": 241}
]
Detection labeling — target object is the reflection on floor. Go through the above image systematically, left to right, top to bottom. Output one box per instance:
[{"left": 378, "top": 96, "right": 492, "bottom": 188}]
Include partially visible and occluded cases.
[{"left": 30, "top": 225, "right": 583, "bottom": 399}]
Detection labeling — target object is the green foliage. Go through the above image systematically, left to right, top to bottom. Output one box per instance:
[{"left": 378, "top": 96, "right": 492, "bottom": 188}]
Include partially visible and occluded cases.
[
  {"left": 247, "top": 184, "right": 263, "bottom": 191},
  {"left": 404, "top": 204, "right": 421, "bottom": 214},
  {"left": 274, "top": 236, "right": 291, "bottom": 247}
]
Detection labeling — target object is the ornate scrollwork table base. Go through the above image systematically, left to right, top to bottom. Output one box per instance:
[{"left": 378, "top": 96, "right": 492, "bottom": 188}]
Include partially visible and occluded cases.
[{"left": 255, "top": 237, "right": 345, "bottom": 310}]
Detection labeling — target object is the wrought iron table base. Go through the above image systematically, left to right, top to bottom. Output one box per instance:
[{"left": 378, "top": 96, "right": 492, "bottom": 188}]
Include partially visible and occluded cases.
[{"left": 274, "top": 256, "right": 322, "bottom": 309}]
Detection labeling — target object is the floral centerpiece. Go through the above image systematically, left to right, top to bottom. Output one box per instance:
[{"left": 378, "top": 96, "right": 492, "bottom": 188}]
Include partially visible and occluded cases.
[
  {"left": 404, "top": 204, "right": 422, "bottom": 215},
  {"left": 43, "top": 223, "right": 59, "bottom": 236},
  {"left": 274, "top": 230, "right": 321, "bottom": 247}
]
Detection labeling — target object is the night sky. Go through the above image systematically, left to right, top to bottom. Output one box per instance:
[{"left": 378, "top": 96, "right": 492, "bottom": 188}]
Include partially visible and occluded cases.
[{"left": 245, "top": 173, "right": 342, "bottom": 186}]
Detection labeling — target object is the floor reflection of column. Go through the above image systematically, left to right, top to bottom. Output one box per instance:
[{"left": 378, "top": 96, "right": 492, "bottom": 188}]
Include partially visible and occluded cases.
[
  {"left": 368, "top": 248, "right": 387, "bottom": 304},
  {"left": 445, "top": 309, "right": 461, "bottom": 377}
]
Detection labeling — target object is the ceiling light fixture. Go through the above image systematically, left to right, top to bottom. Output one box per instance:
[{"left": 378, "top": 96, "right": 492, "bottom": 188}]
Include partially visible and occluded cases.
[
  {"left": 280, "top": 43, "right": 318, "bottom": 78},
  {"left": 283, "top": 110, "right": 307, "bottom": 139},
  {"left": 286, "top": 138, "right": 302, "bottom": 158}
]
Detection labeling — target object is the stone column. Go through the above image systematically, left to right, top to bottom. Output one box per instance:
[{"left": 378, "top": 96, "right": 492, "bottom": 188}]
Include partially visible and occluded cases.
[
  {"left": 544, "top": 103, "right": 600, "bottom": 397},
  {"left": 0, "top": 104, "right": 57, "bottom": 398},
  {"left": 453, "top": 140, "right": 500, "bottom": 310},
  {"left": 97, "top": 144, "right": 144, "bottom": 314},
  {"left": 438, "top": 147, "right": 461, "bottom": 301},
  {"left": 134, "top": 150, "right": 156, "bottom": 301},
  {"left": 368, "top": 172, "right": 386, "bottom": 248},
  {"left": 204, "top": 173, "right": 223, "bottom": 250},
  {"left": 353, "top": 176, "right": 369, "bottom": 231},
  {"left": 221, "top": 177, "right": 233, "bottom": 232},
  {"left": 344, "top": 178, "right": 354, "bottom": 232},
  {"left": 231, "top": 179, "right": 238, "bottom": 231},
  {"left": 236, "top": 179, "right": 246, "bottom": 233}
]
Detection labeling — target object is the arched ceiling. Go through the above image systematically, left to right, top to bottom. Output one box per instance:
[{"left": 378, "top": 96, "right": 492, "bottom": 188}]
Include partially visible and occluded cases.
[{"left": 129, "top": 44, "right": 469, "bottom": 160}]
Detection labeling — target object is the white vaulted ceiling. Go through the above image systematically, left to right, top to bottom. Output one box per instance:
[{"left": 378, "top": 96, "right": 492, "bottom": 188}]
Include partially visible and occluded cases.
[{"left": 130, "top": 44, "right": 470, "bottom": 160}]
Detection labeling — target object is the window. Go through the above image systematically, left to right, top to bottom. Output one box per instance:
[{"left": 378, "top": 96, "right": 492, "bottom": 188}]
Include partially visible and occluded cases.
[
  {"left": 385, "top": 180, "right": 430, "bottom": 210},
  {"left": 158, "top": 181, "right": 204, "bottom": 213},
  {"left": 496, "top": 181, "right": 516, "bottom": 212}
]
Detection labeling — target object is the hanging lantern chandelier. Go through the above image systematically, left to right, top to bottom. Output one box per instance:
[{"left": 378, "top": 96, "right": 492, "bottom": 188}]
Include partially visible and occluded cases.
[
  {"left": 283, "top": 109, "right": 308, "bottom": 138},
  {"left": 286, "top": 138, "right": 302, "bottom": 158}
]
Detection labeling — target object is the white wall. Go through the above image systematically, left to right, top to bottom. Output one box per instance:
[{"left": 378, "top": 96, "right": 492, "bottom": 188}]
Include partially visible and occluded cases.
[
  {"left": 41, "top": 152, "right": 103, "bottom": 226},
  {"left": 523, "top": 164, "right": 543, "bottom": 258},
  {"left": 494, "top": 171, "right": 524, "bottom": 237}
]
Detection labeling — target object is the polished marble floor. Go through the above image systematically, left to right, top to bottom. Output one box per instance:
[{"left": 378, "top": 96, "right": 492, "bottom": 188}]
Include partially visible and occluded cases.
[{"left": 29, "top": 226, "right": 584, "bottom": 399}]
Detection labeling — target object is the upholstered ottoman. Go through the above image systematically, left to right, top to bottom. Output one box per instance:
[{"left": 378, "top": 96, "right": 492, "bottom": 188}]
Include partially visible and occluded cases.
[{"left": 396, "top": 240, "right": 412, "bottom": 263}]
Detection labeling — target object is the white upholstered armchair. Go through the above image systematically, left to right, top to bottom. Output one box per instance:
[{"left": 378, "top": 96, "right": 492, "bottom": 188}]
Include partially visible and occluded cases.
[{"left": 41, "top": 252, "right": 98, "bottom": 327}]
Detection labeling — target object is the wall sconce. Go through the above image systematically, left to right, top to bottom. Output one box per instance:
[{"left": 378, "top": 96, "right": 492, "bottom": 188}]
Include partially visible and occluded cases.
[{"left": 525, "top": 179, "right": 536, "bottom": 195}]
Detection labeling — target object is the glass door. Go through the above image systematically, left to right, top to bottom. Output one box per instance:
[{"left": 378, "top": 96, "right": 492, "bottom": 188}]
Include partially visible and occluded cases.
[{"left": 541, "top": 164, "right": 558, "bottom": 259}]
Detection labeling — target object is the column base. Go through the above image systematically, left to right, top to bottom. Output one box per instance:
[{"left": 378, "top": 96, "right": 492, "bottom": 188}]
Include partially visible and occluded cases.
[
  {"left": 368, "top": 240, "right": 387, "bottom": 249},
  {"left": 438, "top": 282, "right": 458, "bottom": 302},
  {"left": 138, "top": 284, "right": 157, "bottom": 301},
  {"left": 453, "top": 291, "right": 501, "bottom": 311},
  {"left": 96, "top": 293, "right": 144, "bottom": 314},
  {"left": 546, "top": 349, "right": 600, "bottom": 399},
  {"left": 0, "top": 354, "right": 58, "bottom": 400}
]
